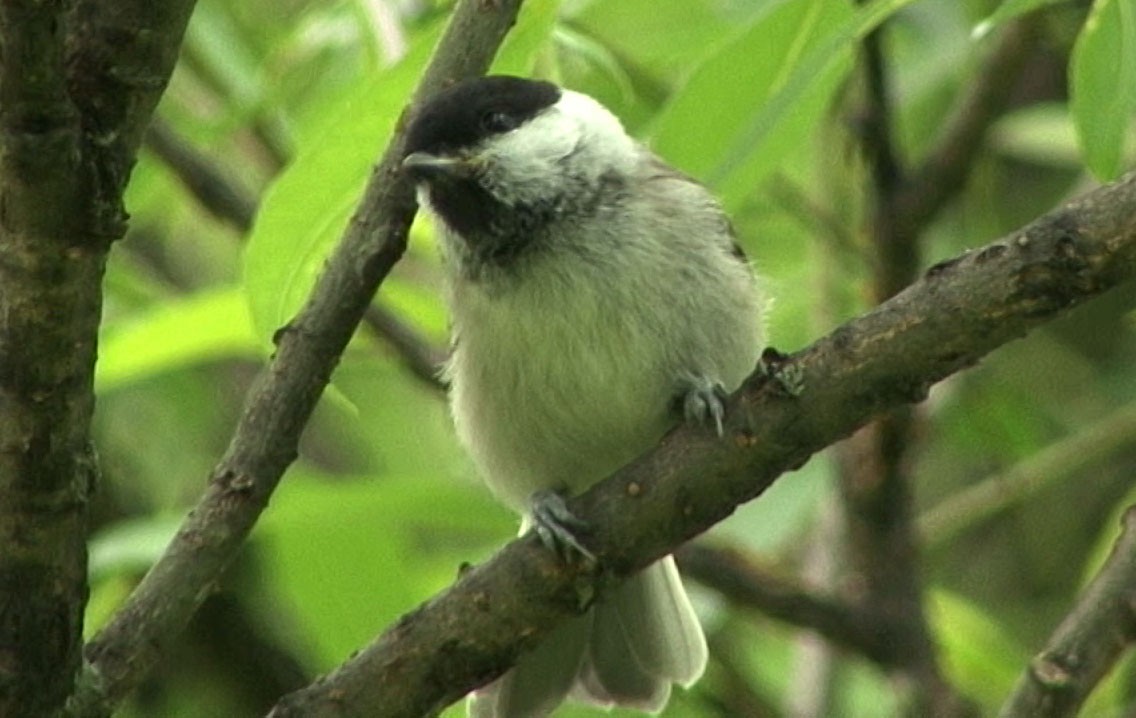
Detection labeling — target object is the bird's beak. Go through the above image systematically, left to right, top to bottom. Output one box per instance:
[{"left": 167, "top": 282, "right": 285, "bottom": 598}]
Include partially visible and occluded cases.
[{"left": 402, "top": 151, "right": 474, "bottom": 179}]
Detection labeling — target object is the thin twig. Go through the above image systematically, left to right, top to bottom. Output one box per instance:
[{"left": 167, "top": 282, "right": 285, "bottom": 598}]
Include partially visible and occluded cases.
[
  {"left": 67, "top": 2, "right": 527, "bottom": 716},
  {"left": 843, "top": 14, "right": 966, "bottom": 715},
  {"left": 858, "top": 17, "right": 907, "bottom": 300},
  {"left": 894, "top": 18, "right": 1042, "bottom": 241},
  {"left": 860, "top": 24, "right": 902, "bottom": 192},
  {"left": 174, "top": 41, "right": 292, "bottom": 171},
  {"left": 144, "top": 117, "right": 258, "bottom": 232},
  {"left": 362, "top": 305, "right": 447, "bottom": 392},
  {"left": 920, "top": 400, "right": 1136, "bottom": 547},
  {"left": 785, "top": 499, "right": 843, "bottom": 718},
  {"left": 998, "top": 506, "right": 1136, "bottom": 717},
  {"left": 676, "top": 544, "right": 889, "bottom": 665}
]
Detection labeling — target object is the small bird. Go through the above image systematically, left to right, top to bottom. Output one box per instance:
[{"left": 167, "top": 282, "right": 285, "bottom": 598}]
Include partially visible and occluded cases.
[{"left": 402, "top": 75, "right": 766, "bottom": 717}]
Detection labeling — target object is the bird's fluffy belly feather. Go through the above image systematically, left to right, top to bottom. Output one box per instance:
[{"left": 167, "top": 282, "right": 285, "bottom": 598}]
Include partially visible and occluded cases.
[{"left": 447, "top": 277, "right": 672, "bottom": 512}]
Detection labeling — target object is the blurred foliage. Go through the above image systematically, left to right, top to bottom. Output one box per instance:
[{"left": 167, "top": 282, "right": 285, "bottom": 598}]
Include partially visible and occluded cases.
[{"left": 91, "top": 0, "right": 1136, "bottom": 715}]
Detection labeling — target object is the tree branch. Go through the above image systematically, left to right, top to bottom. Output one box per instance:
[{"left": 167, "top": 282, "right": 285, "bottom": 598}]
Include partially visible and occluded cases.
[
  {"left": 0, "top": 1, "right": 193, "bottom": 715},
  {"left": 67, "top": 2, "right": 526, "bottom": 716},
  {"left": 0, "top": 4, "right": 90, "bottom": 714},
  {"left": 268, "top": 172, "right": 1136, "bottom": 717},
  {"left": 998, "top": 506, "right": 1136, "bottom": 717}
]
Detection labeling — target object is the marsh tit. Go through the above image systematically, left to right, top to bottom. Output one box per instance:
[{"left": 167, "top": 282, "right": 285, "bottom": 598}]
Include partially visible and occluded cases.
[{"left": 402, "top": 76, "right": 766, "bottom": 717}]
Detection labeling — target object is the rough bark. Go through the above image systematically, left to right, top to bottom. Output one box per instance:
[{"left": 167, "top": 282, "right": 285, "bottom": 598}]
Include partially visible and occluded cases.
[{"left": 0, "top": 1, "right": 195, "bottom": 715}]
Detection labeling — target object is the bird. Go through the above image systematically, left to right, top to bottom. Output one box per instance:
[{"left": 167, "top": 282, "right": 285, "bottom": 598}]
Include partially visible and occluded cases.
[{"left": 401, "top": 75, "right": 766, "bottom": 717}]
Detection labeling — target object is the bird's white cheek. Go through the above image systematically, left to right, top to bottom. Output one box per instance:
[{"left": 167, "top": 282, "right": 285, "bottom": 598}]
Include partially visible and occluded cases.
[
  {"left": 508, "top": 111, "right": 582, "bottom": 163},
  {"left": 480, "top": 120, "right": 582, "bottom": 204}
]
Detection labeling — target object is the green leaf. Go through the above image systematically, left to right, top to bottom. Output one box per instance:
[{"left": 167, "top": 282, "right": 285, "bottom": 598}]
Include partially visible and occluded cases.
[
  {"left": 183, "top": 0, "right": 269, "bottom": 114},
  {"left": 490, "top": 0, "right": 562, "bottom": 76},
  {"left": 568, "top": 0, "right": 763, "bottom": 81},
  {"left": 649, "top": 0, "right": 919, "bottom": 210},
  {"left": 649, "top": 0, "right": 851, "bottom": 204},
  {"left": 973, "top": 0, "right": 1072, "bottom": 39},
  {"left": 1070, "top": 0, "right": 1136, "bottom": 180},
  {"left": 551, "top": 25, "right": 636, "bottom": 105},
  {"left": 241, "top": 28, "right": 437, "bottom": 341},
  {"left": 990, "top": 103, "right": 1083, "bottom": 166},
  {"left": 379, "top": 275, "right": 449, "bottom": 341},
  {"left": 96, "top": 286, "right": 260, "bottom": 393},
  {"left": 711, "top": 452, "right": 828, "bottom": 552},
  {"left": 256, "top": 469, "right": 513, "bottom": 667},
  {"left": 1079, "top": 482, "right": 1136, "bottom": 588},
  {"left": 88, "top": 514, "right": 185, "bottom": 581},
  {"left": 930, "top": 589, "right": 1028, "bottom": 706},
  {"left": 1082, "top": 650, "right": 1136, "bottom": 717}
]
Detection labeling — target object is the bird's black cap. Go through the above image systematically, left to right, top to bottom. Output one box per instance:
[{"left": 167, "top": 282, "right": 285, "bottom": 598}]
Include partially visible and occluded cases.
[{"left": 404, "top": 75, "right": 561, "bottom": 156}]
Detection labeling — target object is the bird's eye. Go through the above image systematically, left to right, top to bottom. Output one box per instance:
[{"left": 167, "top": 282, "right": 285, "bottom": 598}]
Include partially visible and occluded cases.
[{"left": 480, "top": 110, "right": 518, "bottom": 134}]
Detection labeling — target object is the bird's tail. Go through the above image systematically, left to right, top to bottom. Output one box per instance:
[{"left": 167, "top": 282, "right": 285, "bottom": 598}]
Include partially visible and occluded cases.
[{"left": 469, "top": 556, "right": 707, "bottom": 718}]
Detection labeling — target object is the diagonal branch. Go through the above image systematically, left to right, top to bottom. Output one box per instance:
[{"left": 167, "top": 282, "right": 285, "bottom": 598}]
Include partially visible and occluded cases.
[
  {"left": 66, "top": 2, "right": 526, "bottom": 716},
  {"left": 144, "top": 116, "right": 259, "bottom": 232},
  {"left": 141, "top": 117, "right": 448, "bottom": 388},
  {"left": 268, "top": 172, "right": 1136, "bottom": 718},
  {"left": 998, "top": 506, "right": 1136, "bottom": 718}
]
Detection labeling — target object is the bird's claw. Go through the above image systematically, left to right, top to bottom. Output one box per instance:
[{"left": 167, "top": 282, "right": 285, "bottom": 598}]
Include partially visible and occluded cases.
[
  {"left": 678, "top": 374, "right": 728, "bottom": 436},
  {"left": 530, "top": 489, "right": 595, "bottom": 563}
]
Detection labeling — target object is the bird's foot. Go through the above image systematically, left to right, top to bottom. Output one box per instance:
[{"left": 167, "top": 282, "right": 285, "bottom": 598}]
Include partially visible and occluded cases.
[
  {"left": 677, "top": 373, "right": 728, "bottom": 436},
  {"left": 530, "top": 488, "right": 595, "bottom": 563}
]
